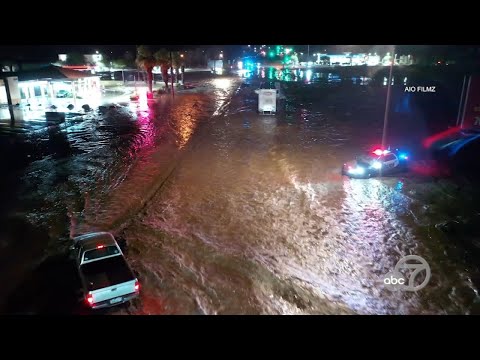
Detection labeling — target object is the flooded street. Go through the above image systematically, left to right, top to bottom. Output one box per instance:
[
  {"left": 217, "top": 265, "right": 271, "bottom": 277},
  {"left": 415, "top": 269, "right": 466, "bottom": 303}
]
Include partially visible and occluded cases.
[
  {"left": 1, "top": 71, "right": 480, "bottom": 314},
  {"left": 115, "top": 77, "right": 480, "bottom": 314}
]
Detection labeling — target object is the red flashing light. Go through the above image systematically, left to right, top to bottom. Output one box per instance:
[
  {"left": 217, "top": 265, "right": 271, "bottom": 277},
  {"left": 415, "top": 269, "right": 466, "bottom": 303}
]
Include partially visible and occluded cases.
[
  {"left": 423, "top": 126, "right": 460, "bottom": 148},
  {"left": 373, "top": 149, "right": 390, "bottom": 156},
  {"left": 97, "top": 245, "right": 104, "bottom": 249},
  {"left": 135, "top": 280, "right": 140, "bottom": 292},
  {"left": 86, "top": 293, "right": 94, "bottom": 306}
]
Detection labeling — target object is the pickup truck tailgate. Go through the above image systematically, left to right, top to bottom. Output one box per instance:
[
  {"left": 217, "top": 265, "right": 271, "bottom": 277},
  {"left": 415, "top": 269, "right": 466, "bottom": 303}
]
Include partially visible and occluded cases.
[
  {"left": 81, "top": 255, "right": 138, "bottom": 307},
  {"left": 91, "top": 279, "right": 137, "bottom": 305}
]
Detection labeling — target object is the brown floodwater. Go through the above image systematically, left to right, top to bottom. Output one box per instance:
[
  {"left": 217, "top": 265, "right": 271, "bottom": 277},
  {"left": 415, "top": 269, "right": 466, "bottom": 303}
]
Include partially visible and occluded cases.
[{"left": 1, "top": 72, "right": 479, "bottom": 314}]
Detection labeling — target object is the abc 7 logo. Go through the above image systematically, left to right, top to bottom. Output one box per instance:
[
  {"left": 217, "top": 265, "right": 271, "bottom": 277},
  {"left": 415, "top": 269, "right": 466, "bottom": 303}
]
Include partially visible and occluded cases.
[{"left": 381, "top": 255, "right": 431, "bottom": 292}]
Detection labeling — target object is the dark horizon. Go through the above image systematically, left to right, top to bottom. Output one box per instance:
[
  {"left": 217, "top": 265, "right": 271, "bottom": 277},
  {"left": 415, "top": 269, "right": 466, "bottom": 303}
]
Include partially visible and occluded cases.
[
  {"left": 0, "top": 45, "right": 241, "bottom": 62},
  {"left": 1, "top": 45, "right": 479, "bottom": 63}
]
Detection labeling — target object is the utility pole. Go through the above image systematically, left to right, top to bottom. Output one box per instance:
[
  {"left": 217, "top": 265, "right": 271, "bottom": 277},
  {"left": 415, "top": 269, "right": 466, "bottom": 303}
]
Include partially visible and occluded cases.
[
  {"left": 456, "top": 75, "right": 468, "bottom": 127},
  {"left": 460, "top": 75, "right": 472, "bottom": 128},
  {"left": 72, "top": 80, "right": 77, "bottom": 108}
]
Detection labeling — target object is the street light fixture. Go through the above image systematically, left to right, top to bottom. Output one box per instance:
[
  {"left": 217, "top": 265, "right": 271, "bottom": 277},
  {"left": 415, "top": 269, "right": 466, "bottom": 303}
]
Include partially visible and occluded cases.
[{"left": 219, "top": 53, "right": 223, "bottom": 59}]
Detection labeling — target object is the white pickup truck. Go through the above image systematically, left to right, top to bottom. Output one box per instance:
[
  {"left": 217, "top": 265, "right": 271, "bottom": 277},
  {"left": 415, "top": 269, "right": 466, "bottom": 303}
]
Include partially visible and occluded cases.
[{"left": 71, "top": 232, "right": 140, "bottom": 309}]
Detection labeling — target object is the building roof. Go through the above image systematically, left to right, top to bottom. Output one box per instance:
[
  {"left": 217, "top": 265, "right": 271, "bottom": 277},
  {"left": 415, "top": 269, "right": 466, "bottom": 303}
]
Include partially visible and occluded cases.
[{"left": 12, "top": 64, "right": 98, "bottom": 82}]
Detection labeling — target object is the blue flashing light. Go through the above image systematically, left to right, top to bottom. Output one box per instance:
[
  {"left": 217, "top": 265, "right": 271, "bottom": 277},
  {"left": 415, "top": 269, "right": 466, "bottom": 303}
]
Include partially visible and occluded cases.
[
  {"left": 449, "top": 134, "right": 480, "bottom": 156},
  {"left": 398, "top": 153, "right": 409, "bottom": 160}
]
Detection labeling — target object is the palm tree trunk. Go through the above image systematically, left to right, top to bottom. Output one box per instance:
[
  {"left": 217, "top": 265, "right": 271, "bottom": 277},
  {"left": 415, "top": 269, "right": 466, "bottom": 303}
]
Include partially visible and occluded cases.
[
  {"left": 162, "top": 66, "right": 169, "bottom": 90},
  {"left": 147, "top": 69, "right": 153, "bottom": 94}
]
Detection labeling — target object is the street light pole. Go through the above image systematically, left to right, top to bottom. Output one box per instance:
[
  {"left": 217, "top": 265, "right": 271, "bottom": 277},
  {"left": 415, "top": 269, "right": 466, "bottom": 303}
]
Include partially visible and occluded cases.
[
  {"left": 381, "top": 50, "right": 395, "bottom": 149},
  {"left": 170, "top": 51, "right": 174, "bottom": 97},
  {"left": 219, "top": 52, "right": 223, "bottom": 74},
  {"left": 180, "top": 54, "right": 184, "bottom": 85}
]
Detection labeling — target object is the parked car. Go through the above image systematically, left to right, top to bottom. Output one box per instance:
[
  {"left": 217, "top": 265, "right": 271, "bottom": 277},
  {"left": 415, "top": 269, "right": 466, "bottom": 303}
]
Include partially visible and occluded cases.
[{"left": 56, "top": 89, "right": 72, "bottom": 98}]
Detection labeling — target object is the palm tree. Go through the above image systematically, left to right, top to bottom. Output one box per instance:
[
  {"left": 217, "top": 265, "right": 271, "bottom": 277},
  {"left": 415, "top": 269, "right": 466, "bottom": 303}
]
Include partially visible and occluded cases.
[
  {"left": 135, "top": 45, "right": 156, "bottom": 94},
  {"left": 154, "top": 49, "right": 171, "bottom": 91},
  {"left": 66, "top": 52, "right": 85, "bottom": 66}
]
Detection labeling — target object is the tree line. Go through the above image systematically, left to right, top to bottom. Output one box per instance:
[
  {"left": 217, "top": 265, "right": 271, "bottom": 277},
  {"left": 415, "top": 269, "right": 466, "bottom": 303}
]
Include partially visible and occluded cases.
[{"left": 135, "top": 45, "right": 184, "bottom": 94}]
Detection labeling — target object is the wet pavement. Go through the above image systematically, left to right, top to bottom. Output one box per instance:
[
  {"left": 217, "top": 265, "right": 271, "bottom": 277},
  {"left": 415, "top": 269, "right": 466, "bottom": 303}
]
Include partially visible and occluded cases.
[{"left": 1, "top": 69, "right": 480, "bottom": 314}]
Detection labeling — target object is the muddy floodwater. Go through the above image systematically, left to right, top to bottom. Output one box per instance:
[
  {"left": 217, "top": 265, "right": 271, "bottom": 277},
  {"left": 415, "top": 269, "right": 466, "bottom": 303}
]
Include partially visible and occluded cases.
[{"left": 1, "top": 71, "right": 480, "bottom": 314}]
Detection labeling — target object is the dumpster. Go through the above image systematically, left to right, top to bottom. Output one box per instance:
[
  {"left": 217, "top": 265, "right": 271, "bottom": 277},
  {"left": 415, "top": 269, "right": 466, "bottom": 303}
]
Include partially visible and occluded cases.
[{"left": 255, "top": 87, "right": 277, "bottom": 115}]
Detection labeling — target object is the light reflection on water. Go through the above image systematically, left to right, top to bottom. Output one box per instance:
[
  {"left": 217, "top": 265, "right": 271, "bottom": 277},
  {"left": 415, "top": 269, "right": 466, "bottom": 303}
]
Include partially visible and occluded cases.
[
  {"left": 237, "top": 67, "right": 373, "bottom": 85},
  {"left": 3, "top": 72, "right": 477, "bottom": 315},
  {"left": 116, "top": 88, "right": 478, "bottom": 314}
]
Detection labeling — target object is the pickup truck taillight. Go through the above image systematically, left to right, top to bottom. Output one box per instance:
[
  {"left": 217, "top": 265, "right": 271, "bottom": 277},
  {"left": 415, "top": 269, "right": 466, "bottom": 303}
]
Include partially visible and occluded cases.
[
  {"left": 135, "top": 279, "right": 140, "bottom": 292},
  {"left": 86, "top": 292, "right": 94, "bottom": 306}
]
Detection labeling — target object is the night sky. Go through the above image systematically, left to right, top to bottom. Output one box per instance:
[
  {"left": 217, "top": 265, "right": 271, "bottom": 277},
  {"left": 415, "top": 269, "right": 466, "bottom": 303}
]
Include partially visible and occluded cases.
[{"left": 0, "top": 45, "right": 242, "bottom": 62}]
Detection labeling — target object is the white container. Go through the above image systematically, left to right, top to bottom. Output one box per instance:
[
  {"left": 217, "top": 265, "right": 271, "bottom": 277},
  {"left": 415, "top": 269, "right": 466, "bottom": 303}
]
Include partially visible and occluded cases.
[{"left": 256, "top": 89, "right": 277, "bottom": 114}]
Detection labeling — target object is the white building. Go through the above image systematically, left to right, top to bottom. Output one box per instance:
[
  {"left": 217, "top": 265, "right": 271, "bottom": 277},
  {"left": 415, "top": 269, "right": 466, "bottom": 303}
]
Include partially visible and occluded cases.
[
  {"left": 57, "top": 52, "right": 106, "bottom": 71},
  {"left": 84, "top": 53, "right": 103, "bottom": 64},
  {"left": 329, "top": 54, "right": 351, "bottom": 66},
  {"left": 351, "top": 54, "right": 367, "bottom": 66},
  {"left": 366, "top": 54, "right": 381, "bottom": 66},
  {"left": 0, "top": 65, "right": 100, "bottom": 106}
]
